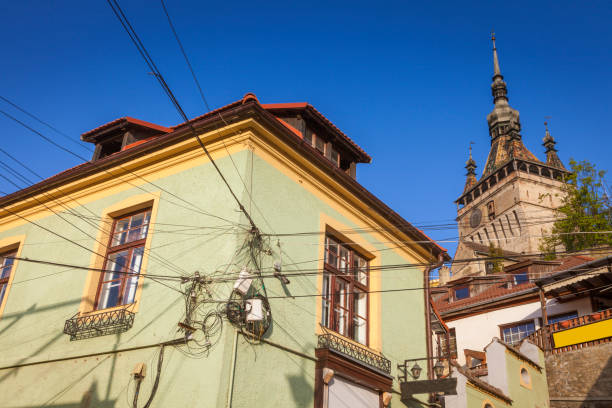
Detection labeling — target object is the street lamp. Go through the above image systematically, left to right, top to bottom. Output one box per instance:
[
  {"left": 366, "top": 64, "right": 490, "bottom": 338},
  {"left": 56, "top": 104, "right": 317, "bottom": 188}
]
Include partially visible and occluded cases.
[
  {"left": 434, "top": 360, "right": 445, "bottom": 379},
  {"left": 410, "top": 362, "right": 422, "bottom": 380}
]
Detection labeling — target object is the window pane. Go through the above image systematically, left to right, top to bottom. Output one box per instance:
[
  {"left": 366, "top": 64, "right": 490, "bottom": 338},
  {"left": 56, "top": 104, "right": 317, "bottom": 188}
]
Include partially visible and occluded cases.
[
  {"left": 304, "top": 130, "right": 313, "bottom": 145},
  {"left": 315, "top": 135, "right": 325, "bottom": 153},
  {"left": 330, "top": 146, "right": 339, "bottom": 167},
  {"left": 112, "top": 211, "right": 151, "bottom": 247},
  {"left": 112, "top": 218, "right": 130, "bottom": 246},
  {"left": 325, "top": 237, "right": 338, "bottom": 268},
  {"left": 338, "top": 246, "right": 349, "bottom": 273},
  {"left": 122, "top": 247, "right": 144, "bottom": 305},
  {"left": 104, "top": 251, "right": 129, "bottom": 281},
  {"left": 1, "top": 256, "right": 14, "bottom": 279},
  {"left": 357, "top": 256, "right": 368, "bottom": 285},
  {"left": 1, "top": 265, "right": 11, "bottom": 280},
  {"left": 321, "top": 273, "right": 331, "bottom": 328},
  {"left": 514, "top": 273, "right": 529, "bottom": 285},
  {"left": 98, "top": 280, "right": 122, "bottom": 309},
  {"left": 333, "top": 280, "right": 348, "bottom": 336},
  {"left": 0, "top": 283, "right": 7, "bottom": 306},
  {"left": 454, "top": 287, "right": 469, "bottom": 300},
  {"left": 353, "top": 289, "right": 367, "bottom": 344},
  {"left": 502, "top": 322, "right": 535, "bottom": 346}
]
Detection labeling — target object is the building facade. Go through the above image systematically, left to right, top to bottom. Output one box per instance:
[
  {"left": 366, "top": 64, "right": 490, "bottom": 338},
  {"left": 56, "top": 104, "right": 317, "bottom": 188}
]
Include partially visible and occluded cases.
[
  {"left": 0, "top": 94, "right": 447, "bottom": 407},
  {"left": 443, "top": 338, "right": 550, "bottom": 408}
]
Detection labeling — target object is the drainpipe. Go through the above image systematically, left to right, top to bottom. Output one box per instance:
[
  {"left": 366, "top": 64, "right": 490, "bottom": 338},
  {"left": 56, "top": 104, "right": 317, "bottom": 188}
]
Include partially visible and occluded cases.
[
  {"left": 424, "top": 252, "right": 446, "bottom": 405},
  {"left": 424, "top": 253, "right": 446, "bottom": 380},
  {"left": 226, "top": 329, "right": 239, "bottom": 408}
]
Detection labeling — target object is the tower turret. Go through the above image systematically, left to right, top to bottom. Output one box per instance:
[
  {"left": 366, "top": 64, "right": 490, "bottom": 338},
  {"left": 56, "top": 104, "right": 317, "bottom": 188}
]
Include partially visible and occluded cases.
[
  {"left": 486, "top": 32, "right": 521, "bottom": 142},
  {"left": 482, "top": 33, "right": 540, "bottom": 176},
  {"left": 543, "top": 122, "right": 566, "bottom": 170},
  {"left": 464, "top": 144, "right": 478, "bottom": 193}
]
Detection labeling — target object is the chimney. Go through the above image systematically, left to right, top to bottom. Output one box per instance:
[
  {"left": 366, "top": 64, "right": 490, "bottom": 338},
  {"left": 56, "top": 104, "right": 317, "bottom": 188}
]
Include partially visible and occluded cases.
[{"left": 439, "top": 266, "right": 451, "bottom": 285}]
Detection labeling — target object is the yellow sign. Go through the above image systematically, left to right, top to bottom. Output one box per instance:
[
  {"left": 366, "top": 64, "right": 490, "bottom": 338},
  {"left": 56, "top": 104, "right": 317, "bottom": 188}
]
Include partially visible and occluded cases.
[{"left": 553, "top": 319, "right": 612, "bottom": 348}]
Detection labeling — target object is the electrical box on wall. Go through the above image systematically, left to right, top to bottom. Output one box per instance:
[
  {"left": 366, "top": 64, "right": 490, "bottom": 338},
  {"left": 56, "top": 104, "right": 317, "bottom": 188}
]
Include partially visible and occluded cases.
[
  {"left": 233, "top": 268, "right": 253, "bottom": 295},
  {"left": 245, "top": 298, "right": 264, "bottom": 322}
]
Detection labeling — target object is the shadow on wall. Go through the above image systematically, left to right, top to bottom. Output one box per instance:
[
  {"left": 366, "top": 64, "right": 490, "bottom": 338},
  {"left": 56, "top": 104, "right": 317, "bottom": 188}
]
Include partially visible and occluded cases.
[
  {"left": 587, "top": 353, "right": 612, "bottom": 404},
  {"left": 4, "top": 380, "right": 116, "bottom": 408}
]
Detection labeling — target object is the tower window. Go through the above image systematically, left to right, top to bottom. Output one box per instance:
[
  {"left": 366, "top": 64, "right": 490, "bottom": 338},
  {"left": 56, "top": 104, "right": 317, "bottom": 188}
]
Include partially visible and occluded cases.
[{"left": 487, "top": 201, "right": 495, "bottom": 220}]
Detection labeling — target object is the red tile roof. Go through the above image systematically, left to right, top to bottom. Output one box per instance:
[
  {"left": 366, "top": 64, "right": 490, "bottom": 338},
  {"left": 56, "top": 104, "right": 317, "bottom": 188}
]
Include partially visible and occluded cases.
[
  {"left": 0, "top": 93, "right": 448, "bottom": 261},
  {"left": 262, "top": 102, "right": 371, "bottom": 163},
  {"left": 81, "top": 117, "right": 172, "bottom": 140},
  {"left": 435, "top": 255, "right": 595, "bottom": 314},
  {"left": 552, "top": 255, "right": 593, "bottom": 272},
  {"left": 435, "top": 281, "right": 536, "bottom": 313}
]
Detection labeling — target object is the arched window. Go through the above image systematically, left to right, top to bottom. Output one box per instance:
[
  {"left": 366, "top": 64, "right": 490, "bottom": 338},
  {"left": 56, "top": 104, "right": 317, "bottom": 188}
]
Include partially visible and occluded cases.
[{"left": 520, "top": 366, "right": 532, "bottom": 388}]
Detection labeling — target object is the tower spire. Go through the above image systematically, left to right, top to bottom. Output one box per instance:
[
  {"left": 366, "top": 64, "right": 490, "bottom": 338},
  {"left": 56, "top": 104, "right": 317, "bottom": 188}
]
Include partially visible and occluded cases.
[
  {"left": 490, "top": 31, "right": 508, "bottom": 104},
  {"left": 492, "top": 31, "right": 502, "bottom": 77},
  {"left": 542, "top": 121, "right": 566, "bottom": 170},
  {"left": 464, "top": 142, "right": 478, "bottom": 193}
]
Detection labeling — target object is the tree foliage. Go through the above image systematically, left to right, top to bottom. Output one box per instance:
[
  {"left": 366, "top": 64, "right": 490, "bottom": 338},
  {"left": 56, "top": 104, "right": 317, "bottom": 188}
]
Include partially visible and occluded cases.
[
  {"left": 540, "top": 159, "right": 612, "bottom": 257},
  {"left": 487, "top": 243, "right": 504, "bottom": 273}
]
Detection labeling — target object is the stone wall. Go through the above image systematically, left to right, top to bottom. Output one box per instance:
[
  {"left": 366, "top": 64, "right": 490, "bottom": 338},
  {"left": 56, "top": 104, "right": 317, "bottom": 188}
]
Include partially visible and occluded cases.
[{"left": 546, "top": 342, "right": 612, "bottom": 408}]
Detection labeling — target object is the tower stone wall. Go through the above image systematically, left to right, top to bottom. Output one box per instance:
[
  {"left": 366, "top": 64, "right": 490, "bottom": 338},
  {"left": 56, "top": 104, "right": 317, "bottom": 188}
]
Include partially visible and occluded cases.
[{"left": 451, "top": 35, "right": 568, "bottom": 279}]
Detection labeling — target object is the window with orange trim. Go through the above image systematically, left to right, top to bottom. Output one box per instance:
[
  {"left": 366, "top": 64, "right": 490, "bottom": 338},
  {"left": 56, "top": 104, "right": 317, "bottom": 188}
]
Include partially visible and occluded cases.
[
  {"left": 95, "top": 209, "right": 151, "bottom": 310},
  {"left": 321, "top": 235, "right": 369, "bottom": 345},
  {"left": 0, "top": 251, "right": 17, "bottom": 307}
]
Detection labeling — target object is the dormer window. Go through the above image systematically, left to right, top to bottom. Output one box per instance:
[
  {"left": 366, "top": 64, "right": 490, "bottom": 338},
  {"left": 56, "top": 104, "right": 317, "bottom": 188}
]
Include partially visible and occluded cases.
[
  {"left": 81, "top": 117, "right": 171, "bottom": 161},
  {"left": 314, "top": 134, "right": 325, "bottom": 154},
  {"left": 328, "top": 145, "right": 340, "bottom": 167},
  {"left": 513, "top": 272, "right": 529, "bottom": 285},
  {"left": 454, "top": 286, "right": 470, "bottom": 300}
]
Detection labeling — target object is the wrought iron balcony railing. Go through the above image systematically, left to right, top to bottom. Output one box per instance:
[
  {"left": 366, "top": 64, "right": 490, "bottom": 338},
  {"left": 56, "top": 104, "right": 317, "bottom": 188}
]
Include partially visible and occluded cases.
[
  {"left": 64, "top": 309, "right": 135, "bottom": 341},
  {"left": 317, "top": 333, "right": 391, "bottom": 375}
]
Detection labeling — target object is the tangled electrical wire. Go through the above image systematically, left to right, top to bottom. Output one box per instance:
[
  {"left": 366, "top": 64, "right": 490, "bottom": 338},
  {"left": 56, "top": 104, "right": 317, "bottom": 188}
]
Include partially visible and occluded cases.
[{"left": 174, "top": 230, "right": 276, "bottom": 356}]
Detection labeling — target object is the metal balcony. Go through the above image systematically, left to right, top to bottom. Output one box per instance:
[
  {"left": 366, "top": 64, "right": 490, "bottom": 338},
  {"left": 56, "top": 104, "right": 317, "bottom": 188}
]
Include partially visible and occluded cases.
[
  {"left": 64, "top": 309, "right": 135, "bottom": 341},
  {"left": 317, "top": 332, "right": 391, "bottom": 375}
]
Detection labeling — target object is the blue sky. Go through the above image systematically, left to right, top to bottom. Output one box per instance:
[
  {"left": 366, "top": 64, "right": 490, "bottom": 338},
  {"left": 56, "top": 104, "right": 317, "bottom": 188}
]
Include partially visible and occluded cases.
[{"left": 1, "top": 1, "right": 611, "bottom": 257}]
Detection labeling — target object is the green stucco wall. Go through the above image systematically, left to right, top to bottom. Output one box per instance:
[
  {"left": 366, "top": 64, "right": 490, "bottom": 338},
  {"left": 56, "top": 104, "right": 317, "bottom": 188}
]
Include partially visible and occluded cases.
[
  {"left": 0, "top": 145, "right": 429, "bottom": 407},
  {"left": 505, "top": 350, "right": 549, "bottom": 408}
]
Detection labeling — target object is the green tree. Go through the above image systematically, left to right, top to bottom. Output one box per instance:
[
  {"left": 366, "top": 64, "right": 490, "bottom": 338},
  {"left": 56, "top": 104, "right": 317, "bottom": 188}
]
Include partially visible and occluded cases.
[
  {"left": 540, "top": 159, "right": 612, "bottom": 258},
  {"left": 487, "top": 243, "right": 504, "bottom": 273}
]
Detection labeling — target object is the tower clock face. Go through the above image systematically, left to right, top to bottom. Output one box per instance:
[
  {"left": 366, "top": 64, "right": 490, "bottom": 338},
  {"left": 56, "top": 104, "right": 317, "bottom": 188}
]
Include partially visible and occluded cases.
[{"left": 470, "top": 208, "right": 482, "bottom": 228}]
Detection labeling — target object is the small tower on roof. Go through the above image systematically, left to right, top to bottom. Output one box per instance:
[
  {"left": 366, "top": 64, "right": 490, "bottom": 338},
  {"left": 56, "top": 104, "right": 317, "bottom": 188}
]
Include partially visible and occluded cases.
[
  {"left": 542, "top": 122, "right": 566, "bottom": 170},
  {"left": 464, "top": 143, "right": 478, "bottom": 193}
]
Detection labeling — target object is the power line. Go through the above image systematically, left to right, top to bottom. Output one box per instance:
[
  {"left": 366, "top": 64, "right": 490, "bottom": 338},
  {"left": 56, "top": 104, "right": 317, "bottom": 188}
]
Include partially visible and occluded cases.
[
  {"left": 107, "top": 0, "right": 258, "bottom": 232},
  {"left": 0, "top": 95, "right": 93, "bottom": 153},
  {"left": 0, "top": 109, "right": 246, "bottom": 228},
  {"left": 0, "top": 159, "right": 190, "bottom": 276},
  {"left": 208, "top": 246, "right": 612, "bottom": 283}
]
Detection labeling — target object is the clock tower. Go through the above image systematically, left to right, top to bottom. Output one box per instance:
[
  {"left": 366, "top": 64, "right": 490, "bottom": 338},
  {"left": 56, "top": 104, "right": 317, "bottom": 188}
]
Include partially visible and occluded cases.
[{"left": 450, "top": 35, "right": 569, "bottom": 279}]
